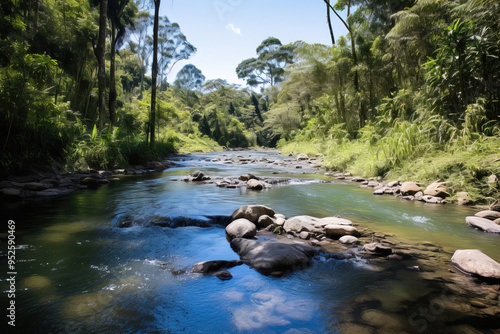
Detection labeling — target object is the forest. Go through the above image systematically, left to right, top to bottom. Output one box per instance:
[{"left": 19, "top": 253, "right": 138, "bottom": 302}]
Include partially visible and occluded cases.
[{"left": 1, "top": 0, "right": 499, "bottom": 202}]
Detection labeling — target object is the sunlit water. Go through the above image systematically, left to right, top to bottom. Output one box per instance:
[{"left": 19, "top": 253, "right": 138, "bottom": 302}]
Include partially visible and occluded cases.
[{"left": 1, "top": 150, "right": 498, "bottom": 333}]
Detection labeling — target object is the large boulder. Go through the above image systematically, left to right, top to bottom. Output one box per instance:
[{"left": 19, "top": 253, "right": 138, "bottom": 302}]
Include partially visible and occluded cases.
[
  {"left": 400, "top": 182, "right": 421, "bottom": 196},
  {"left": 424, "top": 182, "right": 449, "bottom": 198},
  {"left": 230, "top": 205, "right": 275, "bottom": 224},
  {"left": 475, "top": 210, "right": 500, "bottom": 220},
  {"left": 257, "top": 215, "right": 276, "bottom": 228},
  {"left": 283, "top": 216, "right": 352, "bottom": 234},
  {"left": 466, "top": 216, "right": 500, "bottom": 234},
  {"left": 225, "top": 218, "right": 257, "bottom": 239},
  {"left": 324, "top": 224, "right": 360, "bottom": 238},
  {"left": 230, "top": 238, "right": 318, "bottom": 276},
  {"left": 451, "top": 249, "right": 500, "bottom": 280},
  {"left": 191, "top": 260, "right": 243, "bottom": 273}
]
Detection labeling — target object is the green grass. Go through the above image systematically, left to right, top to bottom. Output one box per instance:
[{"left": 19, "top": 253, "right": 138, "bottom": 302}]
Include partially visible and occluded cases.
[{"left": 280, "top": 136, "right": 500, "bottom": 204}]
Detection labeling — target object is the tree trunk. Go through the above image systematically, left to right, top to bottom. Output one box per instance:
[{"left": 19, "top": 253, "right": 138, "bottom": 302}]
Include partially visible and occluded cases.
[
  {"left": 97, "top": 0, "right": 108, "bottom": 131},
  {"left": 150, "top": 0, "right": 160, "bottom": 146},
  {"left": 326, "top": 0, "right": 335, "bottom": 46},
  {"left": 109, "top": 21, "right": 117, "bottom": 127}
]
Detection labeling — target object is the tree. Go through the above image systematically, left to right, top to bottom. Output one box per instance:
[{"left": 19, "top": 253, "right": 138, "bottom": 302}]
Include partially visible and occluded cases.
[
  {"left": 97, "top": 0, "right": 108, "bottom": 130},
  {"left": 107, "top": 0, "right": 137, "bottom": 126},
  {"left": 150, "top": 0, "right": 160, "bottom": 146},
  {"left": 326, "top": 0, "right": 335, "bottom": 46},
  {"left": 130, "top": 11, "right": 153, "bottom": 99},
  {"left": 157, "top": 17, "right": 197, "bottom": 85},
  {"left": 236, "top": 37, "right": 295, "bottom": 89},
  {"left": 174, "top": 64, "right": 205, "bottom": 90},
  {"left": 251, "top": 94, "right": 264, "bottom": 123}
]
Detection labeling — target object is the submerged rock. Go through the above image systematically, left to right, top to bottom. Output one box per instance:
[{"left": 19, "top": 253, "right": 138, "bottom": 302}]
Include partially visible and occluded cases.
[
  {"left": 230, "top": 205, "right": 275, "bottom": 224},
  {"left": 466, "top": 216, "right": 500, "bottom": 234},
  {"left": 225, "top": 218, "right": 257, "bottom": 239},
  {"left": 230, "top": 238, "right": 318, "bottom": 276},
  {"left": 363, "top": 242, "right": 393, "bottom": 256},
  {"left": 451, "top": 249, "right": 500, "bottom": 280},
  {"left": 191, "top": 260, "right": 243, "bottom": 273},
  {"left": 214, "top": 270, "right": 233, "bottom": 281}
]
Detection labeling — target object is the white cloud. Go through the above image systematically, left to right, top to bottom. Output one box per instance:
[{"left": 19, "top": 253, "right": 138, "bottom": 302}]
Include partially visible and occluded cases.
[{"left": 226, "top": 23, "right": 241, "bottom": 35}]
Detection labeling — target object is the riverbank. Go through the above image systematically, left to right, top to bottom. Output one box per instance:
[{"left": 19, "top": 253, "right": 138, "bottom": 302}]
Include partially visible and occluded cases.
[
  {"left": 278, "top": 139, "right": 500, "bottom": 206},
  {"left": 0, "top": 160, "right": 174, "bottom": 199}
]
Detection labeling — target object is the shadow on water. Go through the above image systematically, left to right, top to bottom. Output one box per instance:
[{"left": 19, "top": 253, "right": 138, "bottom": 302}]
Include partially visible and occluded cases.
[{"left": 1, "top": 151, "right": 499, "bottom": 333}]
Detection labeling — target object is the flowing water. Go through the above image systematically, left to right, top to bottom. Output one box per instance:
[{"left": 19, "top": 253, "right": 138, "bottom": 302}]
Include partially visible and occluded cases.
[{"left": 1, "top": 150, "right": 499, "bottom": 334}]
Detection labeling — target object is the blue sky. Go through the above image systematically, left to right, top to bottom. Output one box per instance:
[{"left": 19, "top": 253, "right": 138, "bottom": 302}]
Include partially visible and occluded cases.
[{"left": 159, "top": 0, "right": 349, "bottom": 86}]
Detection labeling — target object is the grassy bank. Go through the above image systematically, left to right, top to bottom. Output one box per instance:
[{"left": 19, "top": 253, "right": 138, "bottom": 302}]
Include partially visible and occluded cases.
[
  {"left": 67, "top": 130, "right": 221, "bottom": 172},
  {"left": 279, "top": 136, "right": 500, "bottom": 204}
]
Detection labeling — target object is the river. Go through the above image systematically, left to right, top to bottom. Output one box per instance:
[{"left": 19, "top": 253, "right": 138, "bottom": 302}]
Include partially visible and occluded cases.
[{"left": 1, "top": 150, "right": 499, "bottom": 333}]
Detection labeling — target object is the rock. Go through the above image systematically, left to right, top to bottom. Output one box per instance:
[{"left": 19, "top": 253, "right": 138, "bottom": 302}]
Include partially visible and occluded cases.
[
  {"left": 297, "top": 154, "right": 309, "bottom": 161},
  {"left": 145, "top": 161, "right": 166, "bottom": 171},
  {"left": 187, "top": 170, "right": 210, "bottom": 182},
  {"left": 239, "top": 174, "right": 258, "bottom": 181},
  {"left": 487, "top": 174, "right": 498, "bottom": 184},
  {"left": 80, "top": 177, "right": 102, "bottom": 187},
  {"left": 246, "top": 179, "right": 265, "bottom": 190},
  {"left": 387, "top": 180, "right": 400, "bottom": 187},
  {"left": 367, "top": 181, "right": 379, "bottom": 188},
  {"left": 424, "top": 181, "right": 449, "bottom": 198},
  {"left": 23, "top": 182, "right": 52, "bottom": 191},
  {"left": 400, "top": 182, "right": 421, "bottom": 196},
  {"left": 0, "top": 188, "right": 22, "bottom": 198},
  {"left": 37, "top": 188, "right": 75, "bottom": 197},
  {"left": 373, "top": 188, "right": 386, "bottom": 195},
  {"left": 457, "top": 192, "right": 473, "bottom": 206},
  {"left": 422, "top": 195, "right": 445, "bottom": 204},
  {"left": 489, "top": 200, "right": 500, "bottom": 212},
  {"left": 231, "top": 205, "right": 275, "bottom": 224},
  {"left": 475, "top": 210, "right": 500, "bottom": 220},
  {"left": 274, "top": 214, "right": 286, "bottom": 226},
  {"left": 257, "top": 215, "right": 276, "bottom": 229},
  {"left": 283, "top": 216, "right": 352, "bottom": 234},
  {"left": 466, "top": 216, "right": 500, "bottom": 233},
  {"left": 225, "top": 218, "right": 257, "bottom": 239},
  {"left": 494, "top": 218, "right": 500, "bottom": 225},
  {"left": 324, "top": 225, "right": 360, "bottom": 238},
  {"left": 298, "top": 231, "right": 310, "bottom": 240},
  {"left": 339, "top": 236, "right": 358, "bottom": 244},
  {"left": 230, "top": 238, "right": 318, "bottom": 276},
  {"left": 363, "top": 242, "right": 393, "bottom": 256},
  {"left": 451, "top": 249, "right": 500, "bottom": 280},
  {"left": 191, "top": 260, "right": 244, "bottom": 273},
  {"left": 214, "top": 270, "right": 233, "bottom": 281}
]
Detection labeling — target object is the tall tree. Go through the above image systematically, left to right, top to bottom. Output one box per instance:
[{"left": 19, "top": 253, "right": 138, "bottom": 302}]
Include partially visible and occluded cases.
[
  {"left": 97, "top": 0, "right": 108, "bottom": 130},
  {"left": 107, "top": 0, "right": 137, "bottom": 126},
  {"left": 150, "top": 0, "right": 160, "bottom": 146},
  {"left": 326, "top": 0, "right": 335, "bottom": 46},
  {"left": 130, "top": 11, "right": 153, "bottom": 99},
  {"left": 157, "top": 17, "right": 197, "bottom": 85},
  {"left": 236, "top": 37, "right": 295, "bottom": 90}
]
